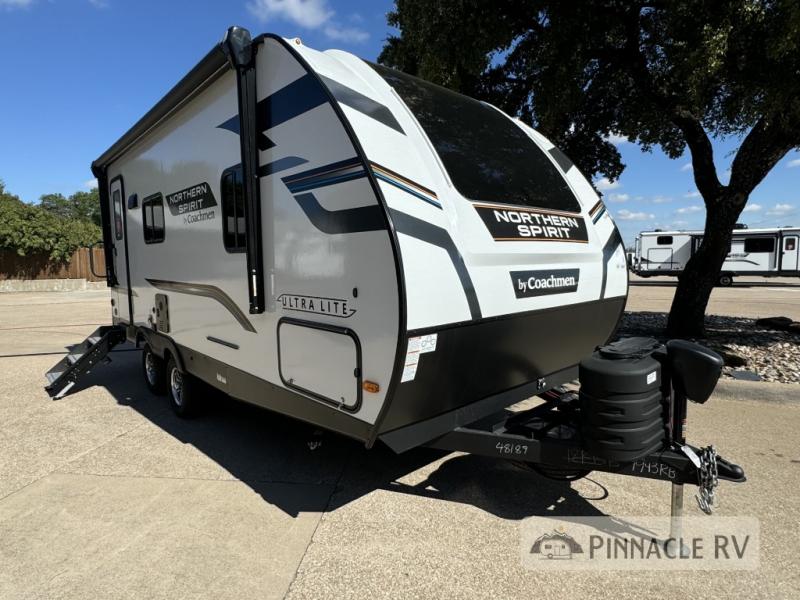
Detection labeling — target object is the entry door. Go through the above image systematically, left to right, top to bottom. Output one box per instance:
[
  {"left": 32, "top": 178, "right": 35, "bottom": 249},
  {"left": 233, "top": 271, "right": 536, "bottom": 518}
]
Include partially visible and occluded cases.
[
  {"left": 108, "top": 177, "right": 130, "bottom": 323},
  {"left": 783, "top": 236, "right": 799, "bottom": 271}
]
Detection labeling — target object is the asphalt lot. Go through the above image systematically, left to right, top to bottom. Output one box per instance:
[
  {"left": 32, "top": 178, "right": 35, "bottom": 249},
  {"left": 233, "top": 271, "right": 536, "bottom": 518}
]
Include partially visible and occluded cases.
[{"left": 1, "top": 286, "right": 799, "bottom": 599}]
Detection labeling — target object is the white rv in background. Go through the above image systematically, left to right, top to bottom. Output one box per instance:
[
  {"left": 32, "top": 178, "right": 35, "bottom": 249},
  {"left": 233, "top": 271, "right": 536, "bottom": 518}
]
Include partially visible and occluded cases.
[{"left": 632, "top": 226, "right": 800, "bottom": 285}]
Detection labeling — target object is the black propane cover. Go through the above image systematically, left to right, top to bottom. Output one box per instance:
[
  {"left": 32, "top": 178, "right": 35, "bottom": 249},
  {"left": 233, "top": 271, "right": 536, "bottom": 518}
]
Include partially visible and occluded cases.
[{"left": 579, "top": 337, "right": 668, "bottom": 463}]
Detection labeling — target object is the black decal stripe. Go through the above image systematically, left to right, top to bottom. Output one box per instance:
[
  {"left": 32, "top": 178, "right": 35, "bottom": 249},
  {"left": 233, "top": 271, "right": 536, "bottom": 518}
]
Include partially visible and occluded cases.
[
  {"left": 217, "top": 73, "right": 330, "bottom": 147},
  {"left": 257, "top": 73, "right": 329, "bottom": 130},
  {"left": 319, "top": 75, "right": 405, "bottom": 135},
  {"left": 548, "top": 146, "right": 575, "bottom": 173},
  {"left": 258, "top": 156, "right": 308, "bottom": 178},
  {"left": 282, "top": 156, "right": 362, "bottom": 184},
  {"left": 282, "top": 157, "right": 366, "bottom": 194},
  {"left": 294, "top": 193, "right": 385, "bottom": 234},
  {"left": 588, "top": 199, "right": 604, "bottom": 216},
  {"left": 592, "top": 206, "right": 607, "bottom": 224},
  {"left": 390, "top": 209, "right": 482, "bottom": 320},
  {"left": 600, "top": 229, "right": 623, "bottom": 299},
  {"left": 146, "top": 278, "right": 256, "bottom": 333}
]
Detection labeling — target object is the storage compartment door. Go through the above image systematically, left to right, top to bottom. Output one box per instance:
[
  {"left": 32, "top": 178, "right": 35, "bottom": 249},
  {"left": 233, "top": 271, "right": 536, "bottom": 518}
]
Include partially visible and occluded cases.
[
  {"left": 647, "top": 248, "right": 673, "bottom": 271},
  {"left": 278, "top": 320, "right": 361, "bottom": 410}
]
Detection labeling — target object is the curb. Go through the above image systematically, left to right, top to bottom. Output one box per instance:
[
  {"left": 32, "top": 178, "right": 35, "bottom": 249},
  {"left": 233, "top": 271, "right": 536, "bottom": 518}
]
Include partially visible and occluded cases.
[
  {"left": 0, "top": 279, "right": 107, "bottom": 293},
  {"left": 713, "top": 378, "right": 800, "bottom": 405}
]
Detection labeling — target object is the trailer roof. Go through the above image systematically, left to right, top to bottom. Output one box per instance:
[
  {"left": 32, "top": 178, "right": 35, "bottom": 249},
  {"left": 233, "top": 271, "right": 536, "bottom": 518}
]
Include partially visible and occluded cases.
[
  {"left": 91, "top": 42, "right": 230, "bottom": 174},
  {"left": 639, "top": 226, "right": 799, "bottom": 236}
]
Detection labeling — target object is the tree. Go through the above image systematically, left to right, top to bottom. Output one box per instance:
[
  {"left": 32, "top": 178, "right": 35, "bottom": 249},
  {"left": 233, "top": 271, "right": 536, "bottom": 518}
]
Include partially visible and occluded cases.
[
  {"left": 381, "top": 0, "right": 800, "bottom": 336},
  {"left": 0, "top": 184, "right": 101, "bottom": 262},
  {"left": 40, "top": 189, "right": 101, "bottom": 225}
]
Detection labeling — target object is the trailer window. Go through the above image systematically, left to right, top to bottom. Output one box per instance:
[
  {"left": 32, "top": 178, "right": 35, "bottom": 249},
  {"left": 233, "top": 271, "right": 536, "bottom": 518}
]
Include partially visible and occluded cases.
[
  {"left": 370, "top": 63, "right": 580, "bottom": 212},
  {"left": 221, "top": 166, "right": 246, "bottom": 253},
  {"left": 112, "top": 189, "right": 123, "bottom": 240},
  {"left": 142, "top": 194, "right": 165, "bottom": 244},
  {"left": 657, "top": 236, "right": 673, "bottom": 245},
  {"left": 744, "top": 238, "right": 774, "bottom": 253},
  {"left": 786, "top": 238, "right": 797, "bottom": 251}
]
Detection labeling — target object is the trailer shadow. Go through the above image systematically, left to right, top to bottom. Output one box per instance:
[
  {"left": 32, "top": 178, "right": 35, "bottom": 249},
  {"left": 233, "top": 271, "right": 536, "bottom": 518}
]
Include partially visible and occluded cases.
[{"left": 73, "top": 348, "right": 612, "bottom": 521}]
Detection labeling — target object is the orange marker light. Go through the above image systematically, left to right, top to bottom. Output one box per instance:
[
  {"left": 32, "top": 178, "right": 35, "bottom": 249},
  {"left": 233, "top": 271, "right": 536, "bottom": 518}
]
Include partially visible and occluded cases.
[{"left": 363, "top": 381, "right": 380, "bottom": 394}]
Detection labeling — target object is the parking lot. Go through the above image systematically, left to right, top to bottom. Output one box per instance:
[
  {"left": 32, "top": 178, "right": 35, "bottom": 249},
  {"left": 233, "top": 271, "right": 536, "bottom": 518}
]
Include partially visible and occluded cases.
[{"left": 1, "top": 284, "right": 799, "bottom": 599}]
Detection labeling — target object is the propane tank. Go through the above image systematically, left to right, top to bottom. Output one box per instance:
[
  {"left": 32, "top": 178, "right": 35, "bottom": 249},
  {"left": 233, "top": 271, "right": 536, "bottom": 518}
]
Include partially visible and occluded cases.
[{"left": 579, "top": 337, "right": 668, "bottom": 463}]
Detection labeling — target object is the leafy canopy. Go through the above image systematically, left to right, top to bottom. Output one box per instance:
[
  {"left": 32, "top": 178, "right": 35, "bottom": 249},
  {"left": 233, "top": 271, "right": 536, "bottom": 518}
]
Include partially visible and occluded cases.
[
  {"left": 381, "top": 0, "right": 800, "bottom": 184},
  {"left": 0, "top": 181, "right": 101, "bottom": 262},
  {"left": 39, "top": 189, "right": 102, "bottom": 225}
]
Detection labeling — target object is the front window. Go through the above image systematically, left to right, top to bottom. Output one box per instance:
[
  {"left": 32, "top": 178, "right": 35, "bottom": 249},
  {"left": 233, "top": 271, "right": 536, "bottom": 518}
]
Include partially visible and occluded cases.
[{"left": 370, "top": 63, "right": 580, "bottom": 212}]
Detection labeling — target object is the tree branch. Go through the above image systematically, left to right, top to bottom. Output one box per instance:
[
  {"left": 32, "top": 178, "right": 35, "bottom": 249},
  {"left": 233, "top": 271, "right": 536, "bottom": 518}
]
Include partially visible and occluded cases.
[
  {"left": 619, "top": 6, "right": 723, "bottom": 201},
  {"left": 670, "top": 112, "right": 724, "bottom": 200},
  {"left": 728, "top": 114, "right": 800, "bottom": 197}
]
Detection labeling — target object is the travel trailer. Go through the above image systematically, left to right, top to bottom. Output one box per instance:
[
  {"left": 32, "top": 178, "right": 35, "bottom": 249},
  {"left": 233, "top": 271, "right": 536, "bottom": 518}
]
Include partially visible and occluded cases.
[
  {"left": 45, "top": 27, "right": 743, "bottom": 525},
  {"left": 632, "top": 226, "right": 800, "bottom": 285}
]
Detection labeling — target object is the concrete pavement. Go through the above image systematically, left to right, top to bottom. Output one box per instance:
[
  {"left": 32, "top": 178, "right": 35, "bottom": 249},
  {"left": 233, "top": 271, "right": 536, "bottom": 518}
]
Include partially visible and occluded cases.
[
  {"left": 627, "top": 275, "right": 800, "bottom": 321},
  {"left": 0, "top": 288, "right": 799, "bottom": 599}
]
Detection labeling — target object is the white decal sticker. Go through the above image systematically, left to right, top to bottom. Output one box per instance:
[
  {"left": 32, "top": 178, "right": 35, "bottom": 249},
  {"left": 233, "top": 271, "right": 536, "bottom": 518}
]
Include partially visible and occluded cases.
[
  {"left": 419, "top": 334, "right": 437, "bottom": 353},
  {"left": 400, "top": 335, "right": 428, "bottom": 383},
  {"left": 401, "top": 363, "right": 418, "bottom": 382},
  {"left": 647, "top": 371, "right": 657, "bottom": 385}
]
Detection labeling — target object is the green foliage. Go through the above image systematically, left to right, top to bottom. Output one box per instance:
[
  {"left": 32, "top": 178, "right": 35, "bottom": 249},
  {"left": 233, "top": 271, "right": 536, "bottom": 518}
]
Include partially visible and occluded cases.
[
  {"left": 381, "top": 0, "right": 800, "bottom": 184},
  {"left": 0, "top": 183, "right": 101, "bottom": 262},
  {"left": 40, "top": 188, "right": 102, "bottom": 225}
]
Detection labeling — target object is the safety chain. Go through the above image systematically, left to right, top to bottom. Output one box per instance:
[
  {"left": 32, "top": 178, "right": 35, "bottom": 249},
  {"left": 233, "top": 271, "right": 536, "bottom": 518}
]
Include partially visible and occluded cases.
[{"left": 696, "top": 445, "right": 719, "bottom": 515}]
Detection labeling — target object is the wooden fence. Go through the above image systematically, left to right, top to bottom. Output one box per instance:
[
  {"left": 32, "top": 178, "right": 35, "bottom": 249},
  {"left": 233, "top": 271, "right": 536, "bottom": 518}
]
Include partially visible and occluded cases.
[{"left": 0, "top": 247, "right": 105, "bottom": 281}]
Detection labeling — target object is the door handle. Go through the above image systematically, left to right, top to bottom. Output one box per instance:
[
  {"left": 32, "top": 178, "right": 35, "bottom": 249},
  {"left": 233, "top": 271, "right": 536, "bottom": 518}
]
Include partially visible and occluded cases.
[{"left": 88, "top": 242, "right": 107, "bottom": 279}]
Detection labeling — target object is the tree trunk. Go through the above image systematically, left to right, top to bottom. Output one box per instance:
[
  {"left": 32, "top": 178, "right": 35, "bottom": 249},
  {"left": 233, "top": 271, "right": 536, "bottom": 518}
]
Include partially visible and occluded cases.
[{"left": 666, "top": 195, "right": 744, "bottom": 338}]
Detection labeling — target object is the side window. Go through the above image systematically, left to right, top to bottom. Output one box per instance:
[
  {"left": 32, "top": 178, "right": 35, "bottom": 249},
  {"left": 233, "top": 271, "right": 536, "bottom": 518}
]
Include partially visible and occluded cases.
[
  {"left": 221, "top": 166, "right": 246, "bottom": 253},
  {"left": 113, "top": 189, "right": 123, "bottom": 240},
  {"left": 142, "top": 194, "right": 165, "bottom": 244},
  {"left": 657, "top": 235, "right": 673, "bottom": 245},
  {"left": 744, "top": 237, "right": 774, "bottom": 253},
  {"left": 785, "top": 238, "right": 796, "bottom": 251}
]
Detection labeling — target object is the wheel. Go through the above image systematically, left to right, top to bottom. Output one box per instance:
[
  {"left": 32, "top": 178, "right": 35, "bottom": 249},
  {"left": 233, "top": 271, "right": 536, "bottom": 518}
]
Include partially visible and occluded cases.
[
  {"left": 718, "top": 274, "right": 733, "bottom": 287},
  {"left": 142, "top": 344, "right": 167, "bottom": 395},
  {"left": 166, "top": 355, "right": 198, "bottom": 418}
]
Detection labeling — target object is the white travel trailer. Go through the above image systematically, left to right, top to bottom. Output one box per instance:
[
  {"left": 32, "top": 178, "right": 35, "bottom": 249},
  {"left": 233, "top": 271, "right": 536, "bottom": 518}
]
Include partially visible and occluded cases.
[
  {"left": 45, "top": 28, "right": 743, "bottom": 518},
  {"left": 632, "top": 226, "right": 800, "bottom": 285}
]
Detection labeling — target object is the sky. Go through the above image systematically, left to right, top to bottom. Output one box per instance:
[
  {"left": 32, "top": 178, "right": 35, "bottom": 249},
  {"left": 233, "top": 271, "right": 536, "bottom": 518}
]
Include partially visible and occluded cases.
[{"left": 1, "top": 0, "right": 798, "bottom": 246}]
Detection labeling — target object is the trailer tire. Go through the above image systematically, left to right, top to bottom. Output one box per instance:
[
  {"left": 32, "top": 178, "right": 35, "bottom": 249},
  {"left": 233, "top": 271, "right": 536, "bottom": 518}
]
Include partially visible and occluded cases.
[
  {"left": 718, "top": 274, "right": 733, "bottom": 287},
  {"left": 142, "top": 344, "right": 167, "bottom": 395},
  {"left": 166, "top": 355, "right": 198, "bottom": 418}
]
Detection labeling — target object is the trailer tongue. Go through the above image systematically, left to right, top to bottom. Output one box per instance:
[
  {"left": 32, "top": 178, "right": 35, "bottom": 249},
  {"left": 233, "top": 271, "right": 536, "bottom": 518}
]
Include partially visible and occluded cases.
[{"left": 423, "top": 337, "right": 745, "bottom": 544}]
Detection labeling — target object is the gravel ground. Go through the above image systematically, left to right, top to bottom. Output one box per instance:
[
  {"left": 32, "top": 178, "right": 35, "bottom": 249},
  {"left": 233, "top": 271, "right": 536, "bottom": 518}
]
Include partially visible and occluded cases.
[{"left": 617, "top": 312, "right": 800, "bottom": 384}]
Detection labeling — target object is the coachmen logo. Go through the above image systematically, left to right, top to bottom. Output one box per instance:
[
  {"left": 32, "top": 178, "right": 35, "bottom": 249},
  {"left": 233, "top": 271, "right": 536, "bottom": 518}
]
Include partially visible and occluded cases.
[
  {"left": 475, "top": 204, "right": 588, "bottom": 243},
  {"left": 511, "top": 269, "right": 580, "bottom": 298}
]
